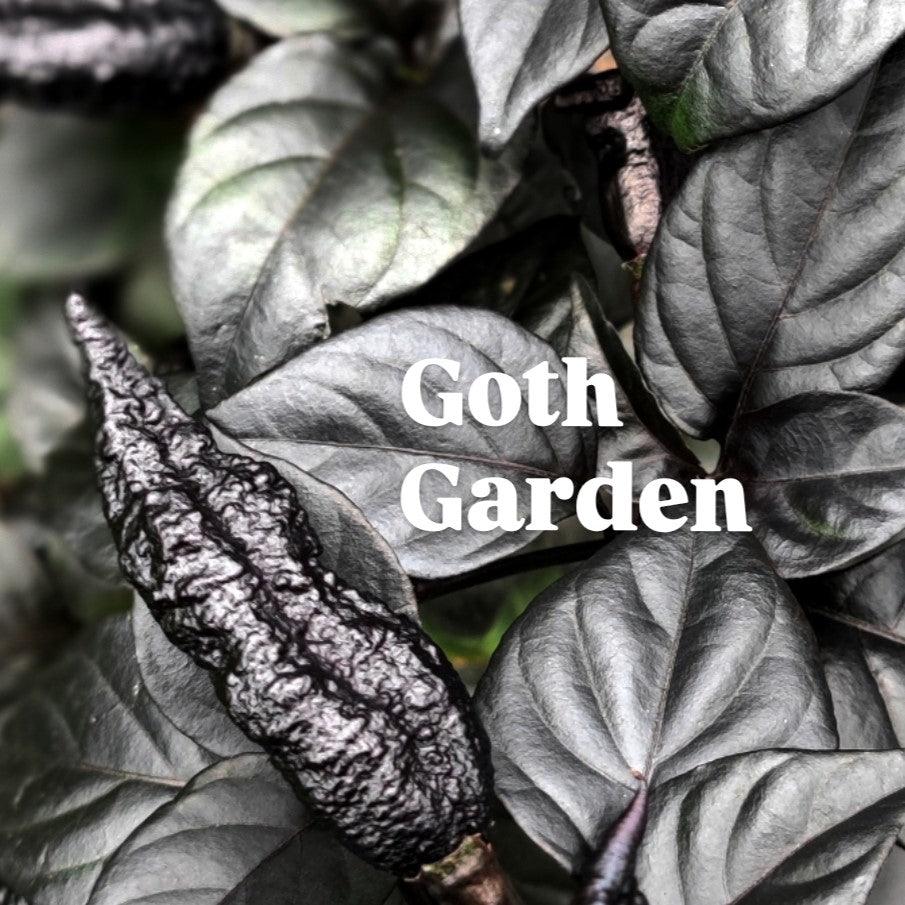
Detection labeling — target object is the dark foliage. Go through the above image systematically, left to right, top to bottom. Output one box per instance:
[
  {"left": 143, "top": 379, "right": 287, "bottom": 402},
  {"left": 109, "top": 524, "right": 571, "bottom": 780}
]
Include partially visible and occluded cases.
[{"left": 2, "top": 2, "right": 905, "bottom": 905}]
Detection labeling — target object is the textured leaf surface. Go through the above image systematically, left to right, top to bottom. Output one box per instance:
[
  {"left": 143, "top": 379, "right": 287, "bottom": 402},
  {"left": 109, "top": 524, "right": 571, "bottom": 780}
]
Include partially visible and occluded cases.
[
  {"left": 461, "top": 0, "right": 609, "bottom": 149},
  {"left": 602, "top": 0, "right": 905, "bottom": 149},
  {"left": 168, "top": 35, "right": 522, "bottom": 405},
  {"left": 637, "top": 48, "right": 905, "bottom": 439},
  {"left": 209, "top": 306, "right": 596, "bottom": 579},
  {"left": 732, "top": 392, "right": 905, "bottom": 578},
  {"left": 132, "top": 436, "right": 418, "bottom": 757},
  {"left": 476, "top": 528, "right": 835, "bottom": 870},
  {"left": 795, "top": 538, "right": 905, "bottom": 751},
  {"left": 0, "top": 617, "right": 402, "bottom": 905},
  {"left": 639, "top": 750, "right": 905, "bottom": 905},
  {"left": 88, "top": 754, "right": 399, "bottom": 905}
]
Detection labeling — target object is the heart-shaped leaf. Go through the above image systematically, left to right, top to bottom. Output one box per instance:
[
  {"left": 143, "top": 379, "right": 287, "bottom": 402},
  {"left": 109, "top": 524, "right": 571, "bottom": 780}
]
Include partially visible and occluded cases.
[
  {"left": 460, "top": 0, "right": 609, "bottom": 150},
  {"left": 602, "top": 0, "right": 905, "bottom": 150},
  {"left": 168, "top": 35, "right": 523, "bottom": 405},
  {"left": 636, "top": 45, "right": 905, "bottom": 440},
  {"left": 208, "top": 305, "right": 596, "bottom": 579},
  {"left": 731, "top": 391, "right": 905, "bottom": 578},
  {"left": 476, "top": 527, "right": 835, "bottom": 870},
  {"left": 0, "top": 616, "right": 402, "bottom": 905},
  {"left": 0, "top": 617, "right": 215, "bottom": 904},
  {"left": 639, "top": 749, "right": 905, "bottom": 905},
  {"left": 88, "top": 754, "right": 400, "bottom": 905}
]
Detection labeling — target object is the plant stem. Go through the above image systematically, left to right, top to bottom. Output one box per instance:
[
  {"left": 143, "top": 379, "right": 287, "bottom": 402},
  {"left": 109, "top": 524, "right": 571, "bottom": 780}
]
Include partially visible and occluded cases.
[
  {"left": 414, "top": 540, "right": 608, "bottom": 601},
  {"left": 409, "top": 835, "right": 526, "bottom": 905}
]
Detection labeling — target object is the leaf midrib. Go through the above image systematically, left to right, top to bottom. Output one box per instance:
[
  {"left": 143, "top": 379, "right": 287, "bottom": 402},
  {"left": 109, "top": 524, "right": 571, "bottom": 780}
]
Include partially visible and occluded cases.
[{"left": 720, "top": 64, "right": 880, "bottom": 460}]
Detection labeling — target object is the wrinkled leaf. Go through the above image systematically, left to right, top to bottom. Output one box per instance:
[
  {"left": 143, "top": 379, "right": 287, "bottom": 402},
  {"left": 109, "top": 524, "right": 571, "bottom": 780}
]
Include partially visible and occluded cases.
[
  {"left": 461, "top": 0, "right": 609, "bottom": 149},
  {"left": 602, "top": 0, "right": 905, "bottom": 150},
  {"left": 168, "top": 35, "right": 522, "bottom": 405},
  {"left": 637, "top": 47, "right": 905, "bottom": 439},
  {"left": 209, "top": 305, "right": 596, "bottom": 579},
  {"left": 732, "top": 391, "right": 905, "bottom": 578},
  {"left": 132, "top": 433, "right": 419, "bottom": 757},
  {"left": 476, "top": 527, "right": 835, "bottom": 870},
  {"left": 794, "top": 538, "right": 905, "bottom": 750},
  {"left": 639, "top": 750, "right": 905, "bottom": 905},
  {"left": 88, "top": 754, "right": 399, "bottom": 905}
]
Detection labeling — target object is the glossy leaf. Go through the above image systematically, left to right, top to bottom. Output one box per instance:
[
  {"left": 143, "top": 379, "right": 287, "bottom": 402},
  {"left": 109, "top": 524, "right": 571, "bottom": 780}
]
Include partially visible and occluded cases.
[
  {"left": 461, "top": 0, "right": 609, "bottom": 149},
  {"left": 602, "top": 0, "right": 905, "bottom": 150},
  {"left": 168, "top": 35, "right": 522, "bottom": 405},
  {"left": 637, "top": 47, "right": 905, "bottom": 439},
  {"left": 208, "top": 306, "right": 596, "bottom": 579},
  {"left": 732, "top": 391, "right": 905, "bottom": 578},
  {"left": 133, "top": 435, "right": 419, "bottom": 757},
  {"left": 476, "top": 527, "right": 835, "bottom": 870},
  {"left": 795, "top": 538, "right": 905, "bottom": 750},
  {"left": 0, "top": 616, "right": 402, "bottom": 905},
  {"left": 0, "top": 618, "right": 215, "bottom": 904},
  {"left": 639, "top": 750, "right": 905, "bottom": 905}
]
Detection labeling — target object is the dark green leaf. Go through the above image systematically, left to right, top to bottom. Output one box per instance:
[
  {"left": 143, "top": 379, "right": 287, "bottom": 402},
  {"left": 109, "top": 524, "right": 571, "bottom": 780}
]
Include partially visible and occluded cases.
[
  {"left": 461, "top": 0, "right": 609, "bottom": 149},
  {"left": 602, "top": 0, "right": 905, "bottom": 150},
  {"left": 168, "top": 35, "right": 523, "bottom": 405},
  {"left": 636, "top": 46, "right": 905, "bottom": 440},
  {"left": 208, "top": 306, "right": 596, "bottom": 579},
  {"left": 732, "top": 391, "right": 905, "bottom": 577},
  {"left": 132, "top": 431, "right": 419, "bottom": 757},
  {"left": 476, "top": 527, "right": 835, "bottom": 870},
  {"left": 132, "top": 600, "right": 260, "bottom": 760},
  {"left": 639, "top": 750, "right": 905, "bottom": 905}
]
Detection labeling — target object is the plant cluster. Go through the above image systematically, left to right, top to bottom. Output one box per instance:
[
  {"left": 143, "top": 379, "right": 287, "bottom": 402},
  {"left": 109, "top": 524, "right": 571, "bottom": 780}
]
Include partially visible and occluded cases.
[{"left": 1, "top": 2, "right": 905, "bottom": 905}]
